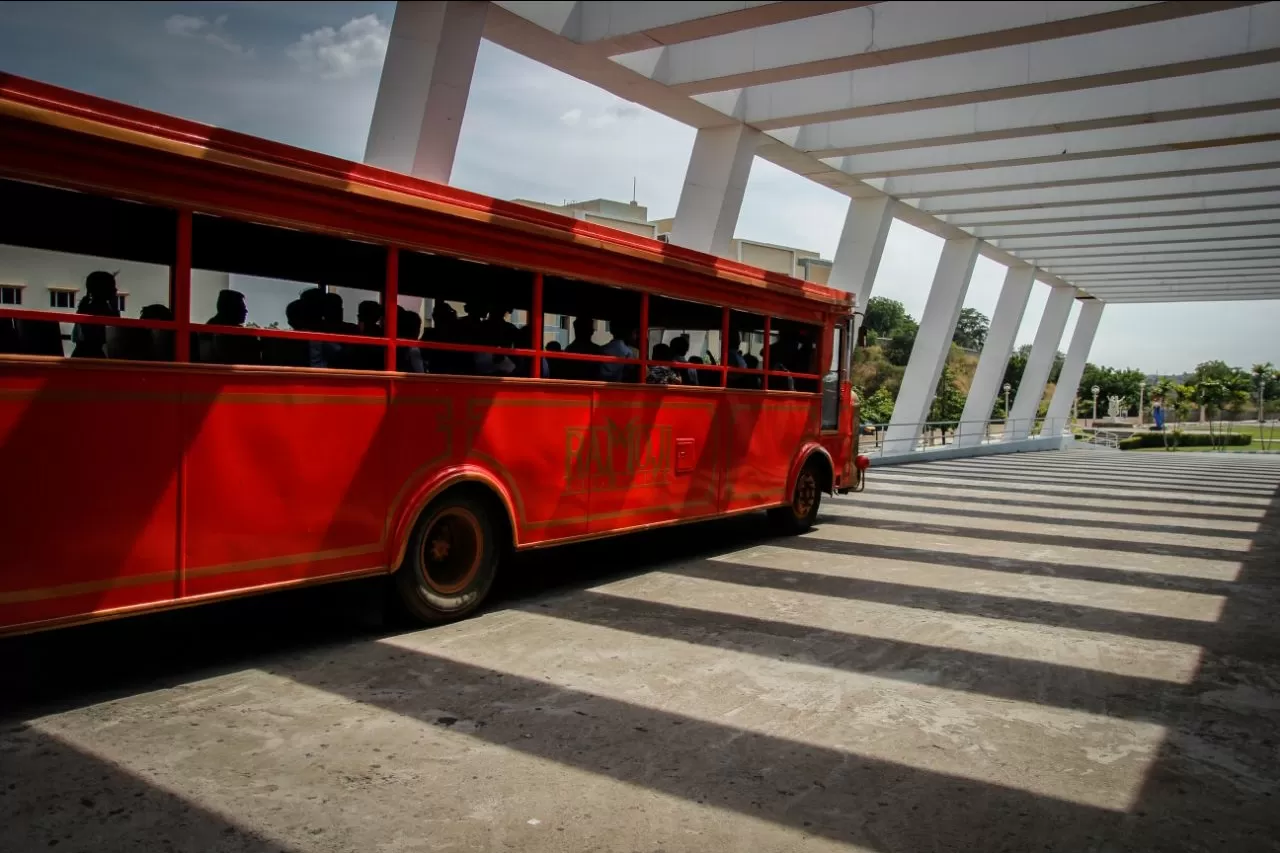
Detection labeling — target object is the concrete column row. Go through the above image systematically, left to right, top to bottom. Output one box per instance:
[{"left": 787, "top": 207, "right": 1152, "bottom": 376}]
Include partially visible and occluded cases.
[{"left": 362, "top": 13, "right": 1104, "bottom": 454}]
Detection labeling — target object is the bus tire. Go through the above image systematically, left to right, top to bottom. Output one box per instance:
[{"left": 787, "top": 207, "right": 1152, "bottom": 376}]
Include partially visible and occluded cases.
[
  {"left": 769, "top": 458, "right": 823, "bottom": 534},
  {"left": 394, "top": 492, "right": 500, "bottom": 623}
]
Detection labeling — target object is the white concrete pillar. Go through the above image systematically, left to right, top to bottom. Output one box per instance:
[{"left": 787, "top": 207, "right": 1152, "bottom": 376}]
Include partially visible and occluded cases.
[
  {"left": 364, "top": 0, "right": 488, "bottom": 183},
  {"left": 668, "top": 125, "right": 760, "bottom": 257},
  {"left": 828, "top": 197, "right": 895, "bottom": 340},
  {"left": 883, "top": 237, "right": 980, "bottom": 455},
  {"left": 957, "top": 264, "right": 1035, "bottom": 447},
  {"left": 1007, "top": 284, "right": 1075, "bottom": 440},
  {"left": 1045, "top": 299, "right": 1105, "bottom": 436}
]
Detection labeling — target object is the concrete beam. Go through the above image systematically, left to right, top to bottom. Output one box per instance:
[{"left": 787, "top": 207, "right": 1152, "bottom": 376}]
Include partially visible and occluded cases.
[
  {"left": 365, "top": 0, "right": 488, "bottom": 183},
  {"left": 496, "top": 1, "right": 863, "bottom": 55},
  {"left": 616, "top": 2, "right": 1201, "bottom": 94},
  {"left": 696, "top": 5, "right": 1280, "bottom": 129},
  {"left": 789, "top": 62, "right": 1280, "bottom": 157},
  {"left": 829, "top": 111, "right": 1280, "bottom": 178},
  {"left": 669, "top": 124, "right": 760, "bottom": 256},
  {"left": 877, "top": 140, "right": 1280, "bottom": 197},
  {"left": 916, "top": 171, "right": 1280, "bottom": 215},
  {"left": 943, "top": 190, "right": 1280, "bottom": 227},
  {"left": 828, "top": 197, "right": 896, "bottom": 339},
  {"left": 971, "top": 209, "right": 1280, "bottom": 240},
  {"left": 995, "top": 222, "right": 1280, "bottom": 251},
  {"left": 883, "top": 237, "right": 980, "bottom": 454},
  {"left": 1019, "top": 238, "right": 1280, "bottom": 261},
  {"left": 1043, "top": 249, "right": 1280, "bottom": 269},
  {"left": 957, "top": 264, "right": 1035, "bottom": 448},
  {"left": 1063, "top": 264, "right": 1280, "bottom": 281},
  {"left": 1084, "top": 278, "right": 1280, "bottom": 292},
  {"left": 1007, "top": 286, "right": 1074, "bottom": 440},
  {"left": 1103, "top": 289, "right": 1280, "bottom": 302},
  {"left": 1044, "top": 299, "right": 1104, "bottom": 433}
]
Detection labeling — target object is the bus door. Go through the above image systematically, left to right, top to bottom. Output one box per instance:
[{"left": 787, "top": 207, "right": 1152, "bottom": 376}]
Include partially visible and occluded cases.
[{"left": 585, "top": 389, "right": 720, "bottom": 534}]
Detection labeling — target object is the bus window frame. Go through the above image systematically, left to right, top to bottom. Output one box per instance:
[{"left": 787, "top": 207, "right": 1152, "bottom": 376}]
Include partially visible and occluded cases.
[{"left": 0, "top": 190, "right": 840, "bottom": 393}]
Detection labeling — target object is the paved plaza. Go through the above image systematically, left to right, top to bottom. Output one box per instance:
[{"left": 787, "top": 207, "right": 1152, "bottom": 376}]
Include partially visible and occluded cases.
[{"left": 3, "top": 450, "right": 1279, "bottom": 852}]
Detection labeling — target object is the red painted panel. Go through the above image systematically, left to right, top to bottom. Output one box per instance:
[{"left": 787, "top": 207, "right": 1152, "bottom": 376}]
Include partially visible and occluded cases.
[
  {"left": 0, "top": 362, "right": 181, "bottom": 627},
  {"left": 181, "top": 371, "right": 389, "bottom": 597},
  {"left": 453, "top": 381, "right": 593, "bottom": 544},
  {"left": 585, "top": 389, "right": 722, "bottom": 534},
  {"left": 724, "top": 397, "right": 821, "bottom": 511}
]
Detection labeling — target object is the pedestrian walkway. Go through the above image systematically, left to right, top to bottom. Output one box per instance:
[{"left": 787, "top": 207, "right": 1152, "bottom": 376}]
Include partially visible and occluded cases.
[{"left": 3, "top": 451, "right": 1278, "bottom": 852}]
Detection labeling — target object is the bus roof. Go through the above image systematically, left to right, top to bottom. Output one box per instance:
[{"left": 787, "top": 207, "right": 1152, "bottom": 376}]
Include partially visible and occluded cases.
[{"left": 0, "top": 73, "right": 853, "bottom": 314}]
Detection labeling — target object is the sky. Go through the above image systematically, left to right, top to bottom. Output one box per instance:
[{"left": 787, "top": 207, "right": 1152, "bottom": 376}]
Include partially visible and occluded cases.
[{"left": 1, "top": 0, "right": 1276, "bottom": 375}]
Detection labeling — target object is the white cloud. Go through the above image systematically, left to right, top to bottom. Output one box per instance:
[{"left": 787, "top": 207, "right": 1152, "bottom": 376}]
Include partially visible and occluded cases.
[
  {"left": 162, "top": 13, "right": 250, "bottom": 56},
  {"left": 288, "top": 14, "right": 389, "bottom": 79},
  {"left": 558, "top": 99, "right": 643, "bottom": 130}
]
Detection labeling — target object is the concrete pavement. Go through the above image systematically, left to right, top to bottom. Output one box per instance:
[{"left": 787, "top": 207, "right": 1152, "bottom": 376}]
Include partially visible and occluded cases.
[{"left": 3, "top": 450, "right": 1279, "bottom": 852}]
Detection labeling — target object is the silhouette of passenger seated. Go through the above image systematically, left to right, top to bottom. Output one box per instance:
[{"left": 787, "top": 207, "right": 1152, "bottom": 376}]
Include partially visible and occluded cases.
[
  {"left": 71, "top": 270, "right": 120, "bottom": 359},
  {"left": 198, "top": 289, "right": 259, "bottom": 365},
  {"left": 348, "top": 299, "right": 385, "bottom": 371},
  {"left": 108, "top": 304, "right": 174, "bottom": 361},
  {"left": 396, "top": 308, "right": 426, "bottom": 373},
  {"left": 561, "top": 315, "right": 600, "bottom": 380},
  {"left": 599, "top": 322, "right": 639, "bottom": 383},
  {"left": 647, "top": 342, "right": 682, "bottom": 385}
]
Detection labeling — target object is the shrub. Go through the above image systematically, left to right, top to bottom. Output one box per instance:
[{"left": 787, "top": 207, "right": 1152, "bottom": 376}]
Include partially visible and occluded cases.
[{"left": 1118, "top": 431, "right": 1252, "bottom": 450}]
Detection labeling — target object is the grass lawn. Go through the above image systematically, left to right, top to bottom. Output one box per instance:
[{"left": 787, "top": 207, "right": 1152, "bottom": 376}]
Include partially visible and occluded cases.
[
  {"left": 1164, "top": 424, "right": 1279, "bottom": 439},
  {"left": 1130, "top": 445, "right": 1280, "bottom": 453}
]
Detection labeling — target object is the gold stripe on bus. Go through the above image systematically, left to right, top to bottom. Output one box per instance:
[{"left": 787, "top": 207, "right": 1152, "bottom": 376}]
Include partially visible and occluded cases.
[{"left": 0, "top": 543, "right": 385, "bottom": 605}]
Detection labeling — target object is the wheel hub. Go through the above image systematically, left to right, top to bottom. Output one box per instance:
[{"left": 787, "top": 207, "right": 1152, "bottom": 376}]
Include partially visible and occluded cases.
[
  {"left": 794, "top": 470, "right": 817, "bottom": 517},
  {"left": 420, "top": 508, "right": 482, "bottom": 595}
]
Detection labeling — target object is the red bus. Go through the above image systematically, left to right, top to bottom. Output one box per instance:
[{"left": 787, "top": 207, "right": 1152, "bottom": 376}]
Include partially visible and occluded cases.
[{"left": 0, "top": 73, "right": 868, "bottom": 636}]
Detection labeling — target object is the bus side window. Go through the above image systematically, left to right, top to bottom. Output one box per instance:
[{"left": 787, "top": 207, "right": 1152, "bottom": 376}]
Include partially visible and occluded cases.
[
  {"left": 0, "top": 178, "right": 176, "bottom": 361},
  {"left": 190, "top": 214, "right": 387, "bottom": 369},
  {"left": 397, "top": 249, "right": 535, "bottom": 377},
  {"left": 542, "top": 276, "right": 642, "bottom": 383},
  {"left": 647, "top": 294, "right": 724, "bottom": 387},
  {"left": 727, "top": 310, "right": 765, "bottom": 389},
  {"left": 768, "top": 317, "right": 822, "bottom": 393}
]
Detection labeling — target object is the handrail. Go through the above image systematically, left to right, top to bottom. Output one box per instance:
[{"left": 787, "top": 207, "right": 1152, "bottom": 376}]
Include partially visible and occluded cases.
[{"left": 860, "top": 417, "right": 1072, "bottom": 453}]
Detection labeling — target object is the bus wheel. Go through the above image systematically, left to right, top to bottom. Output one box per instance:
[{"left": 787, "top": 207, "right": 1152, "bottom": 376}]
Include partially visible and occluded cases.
[
  {"left": 769, "top": 459, "right": 822, "bottom": 534},
  {"left": 395, "top": 493, "right": 500, "bottom": 623}
]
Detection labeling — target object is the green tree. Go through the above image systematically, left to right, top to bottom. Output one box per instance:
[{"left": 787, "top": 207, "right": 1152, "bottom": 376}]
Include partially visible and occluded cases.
[
  {"left": 863, "top": 297, "right": 908, "bottom": 338},
  {"left": 952, "top": 308, "right": 989, "bottom": 350},
  {"left": 882, "top": 317, "right": 918, "bottom": 367},
  {"left": 928, "top": 360, "right": 967, "bottom": 431},
  {"left": 1251, "top": 362, "right": 1279, "bottom": 420},
  {"left": 858, "top": 387, "right": 895, "bottom": 425}
]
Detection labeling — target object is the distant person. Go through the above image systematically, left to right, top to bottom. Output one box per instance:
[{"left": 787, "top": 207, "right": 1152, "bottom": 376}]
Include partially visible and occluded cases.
[{"left": 71, "top": 270, "right": 120, "bottom": 358}]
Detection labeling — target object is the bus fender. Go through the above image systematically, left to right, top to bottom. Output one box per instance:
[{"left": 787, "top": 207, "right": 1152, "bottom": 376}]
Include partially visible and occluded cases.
[
  {"left": 788, "top": 444, "right": 835, "bottom": 497},
  {"left": 388, "top": 463, "right": 520, "bottom": 573}
]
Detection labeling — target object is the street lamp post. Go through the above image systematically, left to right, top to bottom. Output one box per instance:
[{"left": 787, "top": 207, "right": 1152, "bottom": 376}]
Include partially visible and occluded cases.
[
  {"left": 1138, "top": 380, "right": 1146, "bottom": 427},
  {"left": 1003, "top": 383, "right": 1011, "bottom": 433},
  {"left": 1091, "top": 385, "right": 1100, "bottom": 424}
]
